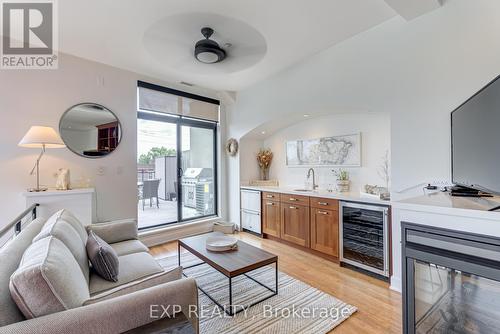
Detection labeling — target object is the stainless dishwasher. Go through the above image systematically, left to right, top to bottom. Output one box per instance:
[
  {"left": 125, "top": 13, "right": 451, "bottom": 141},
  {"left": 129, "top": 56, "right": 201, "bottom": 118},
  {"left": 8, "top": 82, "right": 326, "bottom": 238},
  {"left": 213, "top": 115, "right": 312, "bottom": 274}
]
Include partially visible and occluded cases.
[{"left": 339, "top": 201, "right": 389, "bottom": 278}]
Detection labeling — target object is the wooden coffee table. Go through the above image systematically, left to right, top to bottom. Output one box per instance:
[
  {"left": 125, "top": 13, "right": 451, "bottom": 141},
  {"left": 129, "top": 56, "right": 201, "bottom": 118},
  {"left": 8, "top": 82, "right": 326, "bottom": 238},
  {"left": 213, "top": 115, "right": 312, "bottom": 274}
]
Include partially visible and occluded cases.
[{"left": 178, "top": 233, "right": 278, "bottom": 315}]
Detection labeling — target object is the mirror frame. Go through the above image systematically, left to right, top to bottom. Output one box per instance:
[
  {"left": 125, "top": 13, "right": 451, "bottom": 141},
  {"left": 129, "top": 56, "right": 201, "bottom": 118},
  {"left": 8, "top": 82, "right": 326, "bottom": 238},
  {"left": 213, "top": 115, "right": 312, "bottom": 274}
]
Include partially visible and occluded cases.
[{"left": 59, "top": 102, "right": 122, "bottom": 159}]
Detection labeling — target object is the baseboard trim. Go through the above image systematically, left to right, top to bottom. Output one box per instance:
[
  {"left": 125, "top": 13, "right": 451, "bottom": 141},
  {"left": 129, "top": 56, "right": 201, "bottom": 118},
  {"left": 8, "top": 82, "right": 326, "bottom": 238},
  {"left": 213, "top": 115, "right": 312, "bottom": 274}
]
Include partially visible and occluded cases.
[{"left": 390, "top": 276, "right": 402, "bottom": 293}]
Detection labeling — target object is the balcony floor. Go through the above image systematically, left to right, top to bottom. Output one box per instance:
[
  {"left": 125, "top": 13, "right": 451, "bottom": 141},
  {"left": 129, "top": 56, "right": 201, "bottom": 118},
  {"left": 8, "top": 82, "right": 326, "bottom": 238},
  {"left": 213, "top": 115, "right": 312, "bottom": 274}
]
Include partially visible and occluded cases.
[{"left": 137, "top": 199, "right": 198, "bottom": 229}]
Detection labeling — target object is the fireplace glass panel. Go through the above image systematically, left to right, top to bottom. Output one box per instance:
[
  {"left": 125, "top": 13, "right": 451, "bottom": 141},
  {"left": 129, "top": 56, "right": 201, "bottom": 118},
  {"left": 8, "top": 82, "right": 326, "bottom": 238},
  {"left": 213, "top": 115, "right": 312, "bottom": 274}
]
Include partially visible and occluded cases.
[{"left": 414, "top": 260, "right": 500, "bottom": 334}]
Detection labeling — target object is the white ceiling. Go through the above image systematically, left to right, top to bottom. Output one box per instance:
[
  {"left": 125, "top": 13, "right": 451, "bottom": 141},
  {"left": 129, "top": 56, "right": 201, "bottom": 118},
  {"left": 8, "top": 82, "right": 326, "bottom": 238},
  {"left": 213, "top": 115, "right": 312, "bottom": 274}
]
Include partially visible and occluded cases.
[{"left": 58, "top": 0, "right": 397, "bottom": 91}]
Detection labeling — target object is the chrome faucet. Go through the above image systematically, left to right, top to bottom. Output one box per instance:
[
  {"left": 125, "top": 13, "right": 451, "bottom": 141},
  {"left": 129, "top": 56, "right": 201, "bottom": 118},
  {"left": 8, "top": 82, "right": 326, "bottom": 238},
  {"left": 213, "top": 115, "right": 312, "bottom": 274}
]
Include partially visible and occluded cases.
[{"left": 307, "top": 168, "right": 318, "bottom": 190}]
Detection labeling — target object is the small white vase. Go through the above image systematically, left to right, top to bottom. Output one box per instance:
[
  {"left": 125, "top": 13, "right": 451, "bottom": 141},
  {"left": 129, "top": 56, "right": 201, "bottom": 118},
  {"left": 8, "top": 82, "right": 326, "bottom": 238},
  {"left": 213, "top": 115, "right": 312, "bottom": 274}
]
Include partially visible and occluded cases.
[{"left": 336, "top": 180, "right": 350, "bottom": 192}]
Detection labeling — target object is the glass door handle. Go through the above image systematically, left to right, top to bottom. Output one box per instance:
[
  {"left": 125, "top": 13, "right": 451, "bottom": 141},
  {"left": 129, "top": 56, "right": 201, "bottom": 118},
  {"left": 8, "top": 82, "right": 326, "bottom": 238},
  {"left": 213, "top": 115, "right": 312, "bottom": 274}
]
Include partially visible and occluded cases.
[{"left": 178, "top": 168, "right": 183, "bottom": 178}]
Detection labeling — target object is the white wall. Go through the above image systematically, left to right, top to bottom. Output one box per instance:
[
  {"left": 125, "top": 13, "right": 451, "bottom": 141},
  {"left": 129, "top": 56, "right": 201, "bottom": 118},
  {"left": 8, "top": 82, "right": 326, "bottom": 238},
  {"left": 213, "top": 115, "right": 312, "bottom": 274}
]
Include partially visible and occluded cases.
[
  {"left": 226, "top": 0, "right": 500, "bottom": 226},
  {"left": 0, "top": 53, "right": 223, "bottom": 228},
  {"left": 262, "top": 113, "right": 390, "bottom": 191},
  {"left": 239, "top": 137, "right": 264, "bottom": 184}
]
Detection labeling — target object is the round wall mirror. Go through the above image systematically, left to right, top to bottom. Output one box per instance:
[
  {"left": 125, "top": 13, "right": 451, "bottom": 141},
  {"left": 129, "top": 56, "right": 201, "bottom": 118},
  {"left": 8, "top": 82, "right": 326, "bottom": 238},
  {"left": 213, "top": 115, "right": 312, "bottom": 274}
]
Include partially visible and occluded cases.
[{"left": 59, "top": 103, "right": 122, "bottom": 158}]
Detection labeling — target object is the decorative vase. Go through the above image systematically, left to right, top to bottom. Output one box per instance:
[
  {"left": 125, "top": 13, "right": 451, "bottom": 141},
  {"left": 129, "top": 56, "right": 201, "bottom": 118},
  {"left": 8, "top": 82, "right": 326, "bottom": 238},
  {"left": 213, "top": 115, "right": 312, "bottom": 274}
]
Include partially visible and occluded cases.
[
  {"left": 260, "top": 168, "right": 270, "bottom": 181},
  {"left": 336, "top": 180, "right": 350, "bottom": 192}
]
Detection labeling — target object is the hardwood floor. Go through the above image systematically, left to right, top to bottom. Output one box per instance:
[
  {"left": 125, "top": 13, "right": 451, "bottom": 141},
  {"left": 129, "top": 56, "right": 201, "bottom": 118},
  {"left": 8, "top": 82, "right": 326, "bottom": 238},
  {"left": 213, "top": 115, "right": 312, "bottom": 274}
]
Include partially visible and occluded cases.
[{"left": 150, "top": 232, "right": 402, "bottom": 333}]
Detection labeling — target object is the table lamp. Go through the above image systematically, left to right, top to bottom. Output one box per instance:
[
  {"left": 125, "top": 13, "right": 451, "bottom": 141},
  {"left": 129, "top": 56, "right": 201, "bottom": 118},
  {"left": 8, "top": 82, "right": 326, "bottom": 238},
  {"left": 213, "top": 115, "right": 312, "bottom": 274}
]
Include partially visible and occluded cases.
[{"left": 18, "top": 126, "right": 66, "bottom": 192}]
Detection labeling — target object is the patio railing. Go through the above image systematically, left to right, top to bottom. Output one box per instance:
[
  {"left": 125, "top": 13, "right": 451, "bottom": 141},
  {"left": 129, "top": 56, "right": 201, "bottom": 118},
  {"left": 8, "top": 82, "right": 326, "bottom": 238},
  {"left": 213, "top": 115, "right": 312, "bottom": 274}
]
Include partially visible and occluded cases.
[{"left": 137, "top": 168, "right": 155, "bottom": 182}]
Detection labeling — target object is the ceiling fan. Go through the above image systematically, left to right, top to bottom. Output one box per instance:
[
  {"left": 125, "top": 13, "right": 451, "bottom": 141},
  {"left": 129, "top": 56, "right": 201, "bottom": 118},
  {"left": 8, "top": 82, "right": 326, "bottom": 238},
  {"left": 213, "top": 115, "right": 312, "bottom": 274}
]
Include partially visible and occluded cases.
[{"left": 194, "top": 27, "right": 226, "bottom": 64}]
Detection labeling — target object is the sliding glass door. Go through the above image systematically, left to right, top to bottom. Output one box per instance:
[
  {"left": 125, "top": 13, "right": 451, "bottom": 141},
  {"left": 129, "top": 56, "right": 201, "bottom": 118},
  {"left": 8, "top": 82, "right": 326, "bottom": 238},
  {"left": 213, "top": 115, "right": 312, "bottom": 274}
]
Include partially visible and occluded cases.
[
  {"left": 137, "top": 81, "right": 219, "bottom": 229},
  {"left": 137, "top": 112, "right": 217, "bottom": 229},
  {"left": 179, "top": 121, "right": 217, "bottom": 221}
]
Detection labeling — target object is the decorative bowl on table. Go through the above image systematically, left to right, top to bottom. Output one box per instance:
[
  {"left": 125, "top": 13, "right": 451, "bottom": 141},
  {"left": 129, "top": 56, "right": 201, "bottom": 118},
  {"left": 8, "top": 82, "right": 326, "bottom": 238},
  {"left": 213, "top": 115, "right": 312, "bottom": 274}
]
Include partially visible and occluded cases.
[{"left": 205, "top": 235, "right": 238, "bottom": 252}]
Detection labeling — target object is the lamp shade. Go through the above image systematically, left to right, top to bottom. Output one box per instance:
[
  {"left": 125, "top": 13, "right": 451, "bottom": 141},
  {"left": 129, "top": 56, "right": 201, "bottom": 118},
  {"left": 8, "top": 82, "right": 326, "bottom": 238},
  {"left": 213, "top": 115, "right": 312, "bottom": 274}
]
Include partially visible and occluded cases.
[{"left": 18, "top": 126, "right": 66, "bottom": 148}]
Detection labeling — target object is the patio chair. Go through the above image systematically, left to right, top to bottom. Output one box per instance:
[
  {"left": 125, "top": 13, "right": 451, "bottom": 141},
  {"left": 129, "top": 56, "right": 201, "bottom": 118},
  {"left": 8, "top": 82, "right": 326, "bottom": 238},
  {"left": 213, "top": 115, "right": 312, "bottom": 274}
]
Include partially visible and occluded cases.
[
  {"left": 141, "top": 179, "right": 161, "bottom": 210},
  {"left": 168, "top": 181, "right": 178, "bottom": 201}
]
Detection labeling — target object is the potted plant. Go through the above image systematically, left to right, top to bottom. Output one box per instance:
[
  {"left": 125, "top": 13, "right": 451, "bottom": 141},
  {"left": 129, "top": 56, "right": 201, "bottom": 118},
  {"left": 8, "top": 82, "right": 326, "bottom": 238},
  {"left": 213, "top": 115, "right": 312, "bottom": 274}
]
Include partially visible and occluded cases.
[
  {"left": 257, "top": 149, "right": 273, "bottom": 180},
  {"left": 332, "top": 168, "right": 350, "bottom": 192}
]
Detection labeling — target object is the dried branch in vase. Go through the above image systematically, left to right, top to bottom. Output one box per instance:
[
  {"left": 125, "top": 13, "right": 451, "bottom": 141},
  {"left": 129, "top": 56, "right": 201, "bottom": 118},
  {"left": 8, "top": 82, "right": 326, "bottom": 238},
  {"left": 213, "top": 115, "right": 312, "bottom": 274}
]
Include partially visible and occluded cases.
[
  {"left": 257, "top": 149, "right": 273, "bottom": 169},
  {"left": 257, "top": 149, "right": 273, "bottom": 180}
]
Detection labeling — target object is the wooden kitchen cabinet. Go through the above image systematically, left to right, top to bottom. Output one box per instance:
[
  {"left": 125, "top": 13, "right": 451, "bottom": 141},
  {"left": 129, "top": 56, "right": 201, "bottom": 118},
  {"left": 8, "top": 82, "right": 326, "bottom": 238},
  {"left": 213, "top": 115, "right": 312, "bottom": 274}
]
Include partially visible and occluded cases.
[
  {"left": 260, "top": 191, "right": 340, "bottom": 260},
  {"left": 262, "top": 192, "right": 279, "bottom": 201},
  {"left": 280, "top": 193, "right": 310, "bottom": 206},
  {"left": 310, "top": 196, "right": 338, "bottom": 210},
  {"left": 262, "top": 199, "right": 281, "bottom": 237},
  {"left": 280, "top": 204, "right": 310, "bottom": 247},
  {"left": 310, "top": 208, "right": 339, "bottom": 257}
]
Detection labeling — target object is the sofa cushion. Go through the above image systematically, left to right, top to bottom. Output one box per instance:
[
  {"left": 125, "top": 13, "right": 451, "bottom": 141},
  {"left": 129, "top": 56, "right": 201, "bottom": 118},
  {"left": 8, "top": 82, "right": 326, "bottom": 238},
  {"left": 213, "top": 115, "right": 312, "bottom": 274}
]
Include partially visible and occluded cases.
[
  {"left": 36, "top": 209, "right": 88, "bottom": 244},
  {"left": 33, "top": 210, "right": 90, "bottom": 283},
  {"left": 0, "top": 217, "right": 46, "bottom": 327},
  {"left": 89, "top": 219, "right": 138, "bottom": 244},
  {"left": 86, "top": 231, "right": 119, "bottom": 282},
  {"left": 9, "top": 237, "right": 90, "bottom": 319},
  {"left": 111, "top": 239, "right": 149, "bottom": 256},
  {"left": 89, "top": 252, "right": 163, "bottom": 295},
  {"left": 85, "top": 266, "right": 182, "bottom": 305}
]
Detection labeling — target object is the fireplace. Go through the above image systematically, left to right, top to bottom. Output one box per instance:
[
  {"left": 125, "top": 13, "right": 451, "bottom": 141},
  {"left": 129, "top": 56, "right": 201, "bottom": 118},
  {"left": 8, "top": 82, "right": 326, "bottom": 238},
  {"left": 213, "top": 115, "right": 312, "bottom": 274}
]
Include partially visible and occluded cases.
[{"left": 402, "top": 223, "right": 500, "bottom": 334}]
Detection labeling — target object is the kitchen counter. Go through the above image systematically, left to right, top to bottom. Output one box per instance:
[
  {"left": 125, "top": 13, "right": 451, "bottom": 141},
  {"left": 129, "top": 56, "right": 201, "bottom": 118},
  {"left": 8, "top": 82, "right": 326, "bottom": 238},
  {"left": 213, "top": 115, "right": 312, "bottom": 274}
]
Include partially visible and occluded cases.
[
  {"left": 240, "top": 185, "right": 391, "bottom": 206},
  {"left": 390, "top": 191, "right": 500, "bottom": 293},
  {"left": 392, "top": 191, "right": 500, "bottom": 220}
]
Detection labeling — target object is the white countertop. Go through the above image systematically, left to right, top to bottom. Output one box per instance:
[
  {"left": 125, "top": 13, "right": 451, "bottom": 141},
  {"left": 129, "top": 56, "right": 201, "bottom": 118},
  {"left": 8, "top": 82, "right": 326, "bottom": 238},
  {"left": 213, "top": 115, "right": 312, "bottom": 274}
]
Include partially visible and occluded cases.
[
  {"left": 240, "top": 185, "right": 391, "bottom": 206},
  {"left": 22, "top": 188, "right": 95, "bottom": 197},
  {"left": 392, "top": 191, "right": 500, "bottom": 220}
]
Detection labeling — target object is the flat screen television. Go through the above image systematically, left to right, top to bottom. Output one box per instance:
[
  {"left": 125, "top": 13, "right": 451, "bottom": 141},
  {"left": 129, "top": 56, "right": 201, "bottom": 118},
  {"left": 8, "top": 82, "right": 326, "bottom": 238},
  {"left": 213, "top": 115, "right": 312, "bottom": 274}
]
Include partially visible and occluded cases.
[{"left": 452, "top": 75, "right": 500, "bottom": 195}]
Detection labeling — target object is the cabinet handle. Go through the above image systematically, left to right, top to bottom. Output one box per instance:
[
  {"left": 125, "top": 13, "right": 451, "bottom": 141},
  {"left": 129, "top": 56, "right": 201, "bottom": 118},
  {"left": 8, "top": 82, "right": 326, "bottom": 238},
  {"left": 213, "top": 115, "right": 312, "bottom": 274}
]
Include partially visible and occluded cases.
[
  {"left": 266, "top": 195, "right": 274, "bottom": 198},
  {"left": 289, "top": 198, "right": 298, "bottom": 201},
  {"left": 266, "top": 202, "right": 275, "bottom": 206},
  {"left": 318, "top": 202, "right": 328, "bottom": 206},
  {"left": 289, "top": 206, "right": 298, "bottom": 210},
  {"left": 317, "top": 210, "right": 329, "bottom": 215}
]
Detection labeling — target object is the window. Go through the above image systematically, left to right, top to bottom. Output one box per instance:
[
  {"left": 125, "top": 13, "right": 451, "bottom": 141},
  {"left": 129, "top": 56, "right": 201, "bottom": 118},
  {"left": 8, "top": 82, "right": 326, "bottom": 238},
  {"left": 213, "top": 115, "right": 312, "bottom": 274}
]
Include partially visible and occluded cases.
[{"left": 137, "top": 81, "right": 219, "bottom": 229}]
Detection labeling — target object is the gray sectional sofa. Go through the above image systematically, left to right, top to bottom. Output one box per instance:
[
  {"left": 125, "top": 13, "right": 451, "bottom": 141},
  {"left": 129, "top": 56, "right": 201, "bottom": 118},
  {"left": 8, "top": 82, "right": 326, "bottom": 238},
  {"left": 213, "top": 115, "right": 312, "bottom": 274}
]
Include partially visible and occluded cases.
[{"left": 0, "top": 209, "right": 199, "bottom": 334}]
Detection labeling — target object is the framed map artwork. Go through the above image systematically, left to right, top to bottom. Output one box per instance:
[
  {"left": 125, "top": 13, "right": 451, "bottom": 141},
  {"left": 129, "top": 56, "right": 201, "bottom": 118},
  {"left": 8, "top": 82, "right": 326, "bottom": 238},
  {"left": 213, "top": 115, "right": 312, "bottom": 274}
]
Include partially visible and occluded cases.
[{"left": 285, "top": 133, "right": 361, "bottom": 167}]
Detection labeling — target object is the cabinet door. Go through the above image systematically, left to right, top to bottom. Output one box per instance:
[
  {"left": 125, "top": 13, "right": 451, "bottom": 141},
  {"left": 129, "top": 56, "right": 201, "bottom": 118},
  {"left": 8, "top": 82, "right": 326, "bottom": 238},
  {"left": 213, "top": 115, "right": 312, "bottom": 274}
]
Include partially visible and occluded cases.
[
  {"left": 262, "top": 200, "right": 280, "bottom": 237},
  {"left": 281, "top": 204, "right": 310, "bottom": 247},
  {"left": 310, "top": 208, "right": 339, "bottom": 257}
]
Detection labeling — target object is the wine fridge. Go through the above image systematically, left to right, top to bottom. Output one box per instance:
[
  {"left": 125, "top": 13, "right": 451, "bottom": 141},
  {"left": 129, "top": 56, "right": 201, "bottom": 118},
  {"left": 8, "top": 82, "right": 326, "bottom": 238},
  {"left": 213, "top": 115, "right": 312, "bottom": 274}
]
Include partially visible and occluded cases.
[{"left": 340, "top": 201, "right": 390, "bottom": 278}]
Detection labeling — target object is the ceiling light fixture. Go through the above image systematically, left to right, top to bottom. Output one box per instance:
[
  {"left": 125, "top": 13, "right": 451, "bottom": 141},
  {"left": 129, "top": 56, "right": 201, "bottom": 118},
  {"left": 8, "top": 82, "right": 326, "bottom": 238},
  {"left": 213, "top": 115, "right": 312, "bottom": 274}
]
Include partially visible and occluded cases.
[{"left": 194, "top": 27, "right": 226, "bottom": 64}]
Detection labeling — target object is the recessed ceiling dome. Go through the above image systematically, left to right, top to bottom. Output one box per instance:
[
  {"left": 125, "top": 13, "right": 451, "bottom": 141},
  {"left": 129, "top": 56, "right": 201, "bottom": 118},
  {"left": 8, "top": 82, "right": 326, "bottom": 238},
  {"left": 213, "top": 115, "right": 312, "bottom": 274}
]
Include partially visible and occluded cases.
[
  {"left": 143, "top": 12, "right": 267, "bottom": 75},
  {"left": 194, "top": 27, "right": 226, "bottom": 64}
]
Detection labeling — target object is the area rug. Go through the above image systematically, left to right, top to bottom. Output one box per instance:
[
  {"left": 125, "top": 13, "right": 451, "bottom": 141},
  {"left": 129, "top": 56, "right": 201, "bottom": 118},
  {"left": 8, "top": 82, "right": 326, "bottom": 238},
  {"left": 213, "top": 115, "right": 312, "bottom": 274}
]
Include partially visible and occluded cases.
[{"left": 157, "top": 253, "right": 357, "bottom": 334}]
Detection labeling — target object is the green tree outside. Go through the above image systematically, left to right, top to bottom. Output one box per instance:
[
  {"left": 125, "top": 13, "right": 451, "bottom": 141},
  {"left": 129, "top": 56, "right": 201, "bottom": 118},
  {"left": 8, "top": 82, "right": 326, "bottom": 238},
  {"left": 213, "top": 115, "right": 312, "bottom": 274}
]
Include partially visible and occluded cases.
[{"left": 138, "top": 147, "right": 176, "bottom": 165}]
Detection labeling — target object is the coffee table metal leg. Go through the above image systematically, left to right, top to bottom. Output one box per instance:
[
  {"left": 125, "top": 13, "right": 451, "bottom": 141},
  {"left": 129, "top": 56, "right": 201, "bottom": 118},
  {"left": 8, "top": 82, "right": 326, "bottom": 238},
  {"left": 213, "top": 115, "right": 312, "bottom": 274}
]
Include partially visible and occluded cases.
[
  {"left": 178, "top": 243, "right": 181, "bottom": 267},
  {"left": 180, "top": 249, "right": 278, "bottom": 317},
  {"left": 275, "top": 260, "right": 278, "bottom": 294},
  {"left": 242, "top": 261, "right": 279, "bottom": 294},
  {"left": 228, "top": 277, "right": 233, "bottom": 316}
]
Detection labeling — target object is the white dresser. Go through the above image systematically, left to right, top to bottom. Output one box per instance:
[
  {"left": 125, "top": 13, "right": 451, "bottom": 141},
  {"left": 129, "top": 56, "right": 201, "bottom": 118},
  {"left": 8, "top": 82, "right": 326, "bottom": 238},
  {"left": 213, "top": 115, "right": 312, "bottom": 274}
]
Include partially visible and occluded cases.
[{"left": 23, "top": 188, "right": 96, "bottom": 225}]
